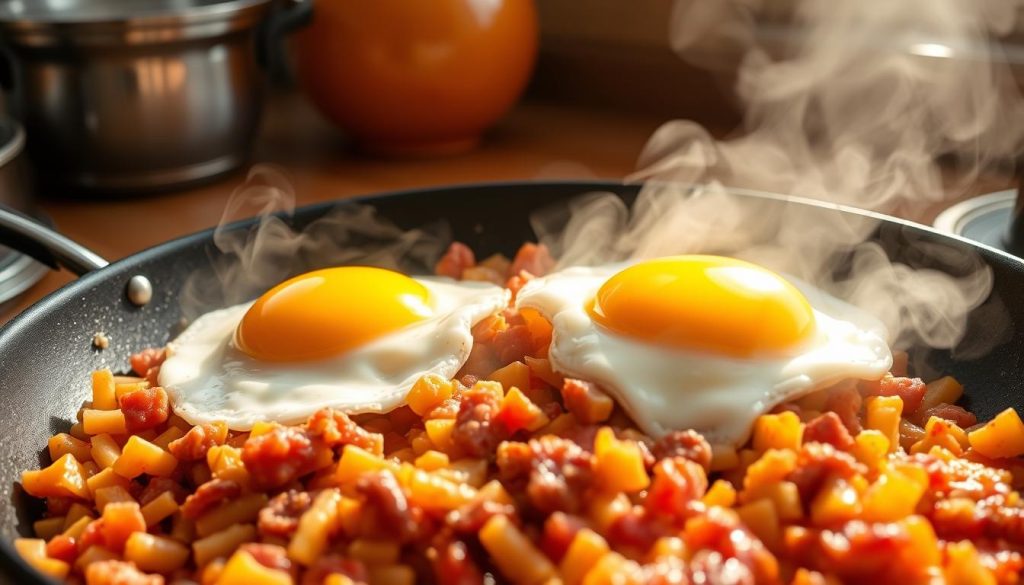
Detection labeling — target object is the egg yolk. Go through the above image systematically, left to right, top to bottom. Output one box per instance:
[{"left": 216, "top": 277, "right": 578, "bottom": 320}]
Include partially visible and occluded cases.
[
  {"left": 588, "top": 255, "right": 815, "bottom": 357},
  {"left": 236, "top": 266, "right": 433, "bottom": 362}
]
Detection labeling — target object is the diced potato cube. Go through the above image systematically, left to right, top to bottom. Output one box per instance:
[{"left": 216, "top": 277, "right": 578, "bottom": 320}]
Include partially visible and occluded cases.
[
  {"left": 489, "top": 361, "right": 531, "bottom": 394},
  {"left": 92, "top": 369, "right": 117, "bottom": 410},
  {"left": 406, "top": 374, "right": 455, "bottom": 416},
  {"left": 919, "top": 376, "right": 964, "bottom": 414},
  {"left": 115, "top": 381, "right": 149, "bottom": 400},
  {"left": 498, "top": 387, "right": 550, "bottom": 433},
  {"left": 866, "top": 396, "right": 903, "bottom": 453},
  {"left": 82, "top": 408, "right": 127, "bottom": 435},
  {"left": 969, "top": 408, "right": 1024, "bottom": 459},
  {"left": 753, "top": 411, "right": 803, "bottom": 453},
  {"left": 424, "top": 419, "right": 462, "bottom": 457},
  {"left": 153, "top": 426, "right": 186, "bottom": 451},
  {"left": 593, "top": 427, "right": 649, "bottom": 493},
  {"left": 852, "top": 429, "right": 890, "bottom": 469},
  {"left": 48, "top": 433, "right": 93, "bottom": 463},
  {"left": 90, "top": 433, "right": 122, "bottom": 469},
  {"left": 113, "top": 435, "right": 178, "bottom": 479},
  {"left": 335, "top": 445, "right": 398, "bottom": 485},
  {"left": 413, "top": 450, "right": 449, "bottom": 471},
  {"left": 21, "top": 453, "right": 89, "bottom": 499},
  {"left": 87, "top": 467, "right": 131, "bottom": 498},
  {"left": 861, "top": 467, "right": 926, "bottom": 523},
  {"left": 406, "top": 469, "right": 476, "bottom": 511},
  {"left": 810, "top": 478, "right": 861, "bottom": 526},
  {"left": 701, "top": 480, "right": 738, "bottom": 508},
  {"left": 94, "top": 484, "right": 135, "bottom": 513},
  {"left": 288, "top": 489, "right": 342, "bottom": 566},
  {"left": 141, "top": 490, "right": 179, "bottom": 527},
  {"left": 196, "top": 493, "right": 268, "bottom": 537},
  {"left": 737, "top": 498, "right": 781, "bottom": 551},
  {"left": 100, "top": 501, "right": 147, "bottom": 553},
  {"left": 64, "top": 503, "right": 93, "bottom": 530},
  {"left": 479, "top": 515, "right": 556, "bottom": 584},
  {"left": 33, "top": 516, "right": 66, "bottom": 540},
  {"left": 62, "top": 516, "right": 93, "bottom": 540},
  {"left": 193, "top": 523, "right": 256, "bottom": 567},
  {"left": 560, "top": 529, "right": 609, "bottom": 585},
  {"left": 124, "top": 532, "right": 190, "bottom": 574},
  {"left": 14, "top": 538, "right": 69, "bottom": 579},
  {"left": 349, "top": 539, "right": 401, "bottom": 565},
  {"left": 944, "top": 541, "right": 996, "bottom": 585},
  {"left": 74, "top": 545, "right": 118, "bottom": 572},
  {"left": 217, "top": 550, "right": 293, "bottom": 584},
  {"left": 368, "top": 565, "right": 415, "bottom": 585}
]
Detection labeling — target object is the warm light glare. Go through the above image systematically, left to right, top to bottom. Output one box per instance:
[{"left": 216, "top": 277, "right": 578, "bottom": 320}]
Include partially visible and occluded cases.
[
  {"left": 909, "top": 42, "right": 954, "bottom": 59},
  {"left": 588, "top": 256, "right": 816, "bottom": 357},
  {"left": 236, "top": 267, "right": 433, "bottom": 362}
]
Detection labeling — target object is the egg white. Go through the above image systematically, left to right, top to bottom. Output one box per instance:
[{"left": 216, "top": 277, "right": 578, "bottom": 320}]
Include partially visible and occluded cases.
[
  {"left": 515, "top": 264, "right": 892, "bottom": 445},
  {"left": 160, "top": 277, "right": 508, "bottom": 430}
]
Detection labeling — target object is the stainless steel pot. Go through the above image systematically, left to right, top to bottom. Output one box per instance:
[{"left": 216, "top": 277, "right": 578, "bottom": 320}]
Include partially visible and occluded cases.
[
  {"left": 0, "top": 0, "right": 274, "bottom": 194},
  {"left": 0, "top": 118, "right": 47, "bottom": 307}
]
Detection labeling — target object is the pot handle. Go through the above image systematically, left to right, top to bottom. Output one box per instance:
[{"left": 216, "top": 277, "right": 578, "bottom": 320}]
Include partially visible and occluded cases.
[
  {"left": 257, "top": 0, "right": 314, "bottom": 84},
  {"left": 0, "top": 205, "right": 109, "bottom": 276}
]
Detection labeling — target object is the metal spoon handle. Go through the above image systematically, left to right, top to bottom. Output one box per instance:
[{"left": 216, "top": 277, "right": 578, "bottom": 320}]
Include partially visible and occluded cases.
[{"left": 0, "top": 204, "right": 108, "bottom": 276}]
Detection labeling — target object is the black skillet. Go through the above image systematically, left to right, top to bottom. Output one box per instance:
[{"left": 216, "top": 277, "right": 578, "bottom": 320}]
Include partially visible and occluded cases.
[{"left": 0, "top": 180, "right": 1022, "bottom": 583}]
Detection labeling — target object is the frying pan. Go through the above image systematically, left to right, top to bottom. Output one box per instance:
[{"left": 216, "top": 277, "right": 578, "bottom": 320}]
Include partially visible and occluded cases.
[{"left": 0, "top": 180, "right": 1022, "bottom": 583}]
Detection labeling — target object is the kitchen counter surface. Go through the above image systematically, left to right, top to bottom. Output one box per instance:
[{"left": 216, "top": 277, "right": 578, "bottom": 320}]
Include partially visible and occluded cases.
[{"left": 2, "top": 93, "right": 668, "bottom": 323}]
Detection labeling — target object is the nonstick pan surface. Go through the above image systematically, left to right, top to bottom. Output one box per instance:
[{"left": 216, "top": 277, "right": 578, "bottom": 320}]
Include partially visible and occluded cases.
[{"left": 0, "top": 180, "right": 1022, "bottom": 582}]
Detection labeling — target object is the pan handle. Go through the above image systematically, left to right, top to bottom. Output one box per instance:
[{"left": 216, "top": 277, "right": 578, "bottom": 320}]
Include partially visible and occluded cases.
[{"left": 0, "top": 205, "right": 109, "bottom": 276}]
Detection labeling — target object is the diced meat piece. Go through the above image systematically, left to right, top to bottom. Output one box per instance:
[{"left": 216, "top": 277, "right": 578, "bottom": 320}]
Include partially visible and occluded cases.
[
  {"left": 435, "top": 242, "right": 476, "bottom": 279},
  {"left": 510, "top": 243, "right": 555, "bottom": 278},
  {"left": 506, "top": 271, "right": 535, "bottom": 300},
  {"left": 129, "top": 348, "right": 166, "bottom": 388},
  {"left": 863, "top": 375, "right": 926, "bottom": 414},
  {"left": 561, "top": 379, "right": 615, "bottom": 424},
  {"left": 452, "top": 385, "right": 508, "bottom": 458},
  {"left": 824, "top": 385, "right": 863, "bottom": 435},
  {"left": 118, "top": 387, "right": 169, "bottom": 432},
  {"left": 918, "top": 403, "right": 977, "bottom": 428},
  {"left": 306, "top": 408, "right": 383, "bottom": 453},
  {"left": 803, "top": 412, "right": 855, "bottom": 450},
  {"left": 167, "top": 422, "right": 228, "bottom": 461},
  {"left": 241, "top": 426, "right": 317, "bottom": 489},
  {"left": 651, "top": 430, "right": 713, "bottom": 471},
  {"left": 497, "top": 436, "right": 594, "bottom": 514},
  {"left": 787, "top": 443, "right": 866, "bottom": 503},
  {"left": 644, "top": 457, "right": 708, "bottom": 522},
  {"left": 356, "top": 470, "right": 420, "bottom": 542},
  {"left": 137, "top": 478, "right": 185, "bottom": 507},
  {"left": 180, "top": 479, "right": 241, "bottom": 519},
  {"left": 259, "top": 490, "right": 313, "bottom": 538},
  {"left": 448, "top": 498, "right": 516, "bottom": 534},
  {"left": 609, "top": 507, "right": 675, "bottom": 556},
  {"left": 683, "top": 507, "right": 779, "bottom": 583},
  {"left": 540, "top": 512, "right": 588, "bottom": 563},
  {"left": 45, "top": 534, "right": 77, "bottom": 563},
  {"left": 433, "top": 539, "right": 486, "bottom": 585},
  {"left": 301, "top": 555, "right": 368, "bottom": 585},
  {"left": 86, "top": 560, "right": 163, "bottom": 585}
]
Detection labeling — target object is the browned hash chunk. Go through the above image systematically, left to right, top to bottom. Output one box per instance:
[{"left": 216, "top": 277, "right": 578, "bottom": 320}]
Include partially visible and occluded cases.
[
  {"left": 435, "top": 242, "right": 476, "bottom": 280},
  {"left": 129, "top": 347, "right": 166, "bottom": 387},
  {"left": 561, "top": 378, "right": 614, "bottom": 425},
  {"left": 452, "top": 384, "right": 509, "bottom": 458},
  {"left": 118, "top": 386, "right": 169, "bottom": 432},
  {"left": 306, "top": 408, "right": 383, "bottom": 454},
  {"left": 803, "top": 411, "right": 855, "bottom": 450},
  {"left": 167, "top": 422, "right": 228, "bottom": 461},
  {"left": 242, "top": 426, "right": 317, "bottom": 490},
  {"left": 651, "top": 430, "right": 713, "bottom": 471},
  {"left": 497, "top": 435, "right": 594, "bottom": 514},
  {"left": 788, "top": 443, "right": 866, "bottom": 503},
  {"left": 356, "top": 470, "right": 420, "bottom": 542},
  {"left": 180, "top": 478, "right": 241, "bottom": 519},
  {"left": 259, "top": 490, "right": 313, "bottom": 538},
  {"left": 684, "top": 507, "right": 779, "bottom": 583},
  {"left": 432, "top": 539, "right": 486, "bottom": 585},
  {"left": 238, "top": 542, "right": 294, "bottom": 576},
  {"left": 85, "top": 560, "right": 163, "bottom": 585}
]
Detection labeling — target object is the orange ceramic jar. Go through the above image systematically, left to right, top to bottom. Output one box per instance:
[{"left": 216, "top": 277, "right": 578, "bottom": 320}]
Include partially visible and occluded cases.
[{"left": 292, "top": 0, "right": 538, "bottom": 156}]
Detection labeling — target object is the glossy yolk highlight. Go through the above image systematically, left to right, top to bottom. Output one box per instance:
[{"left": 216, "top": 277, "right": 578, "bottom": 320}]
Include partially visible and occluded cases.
[
  {"left": 588, "top": 256, "right": 815, "bottom": 358},
  {"left": 236, "top": 266, "right": 433, "bottom": 362}
]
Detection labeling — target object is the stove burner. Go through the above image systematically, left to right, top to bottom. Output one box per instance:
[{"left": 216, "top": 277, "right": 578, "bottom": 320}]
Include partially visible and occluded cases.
[
  {"left": 933, "top": 190, "right": 1018, "bottom": 255},
  {"left": 0, "top": 244, "right": 47, "bottom": 311}
]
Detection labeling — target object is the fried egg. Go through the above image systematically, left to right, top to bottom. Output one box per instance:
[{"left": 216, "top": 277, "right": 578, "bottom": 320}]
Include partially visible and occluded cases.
[
  {"left": 515, "top": 256, "right": 892, "bottom": 445},
  {"left": 160, "top": 267, "right": 508, "bottom": 430}
]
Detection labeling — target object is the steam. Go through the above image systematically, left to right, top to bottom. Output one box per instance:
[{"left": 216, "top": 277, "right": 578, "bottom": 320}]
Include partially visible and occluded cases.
[
  {"left": 534, "top": 0, "right": 1024, "bottom": 353},
  {"left": 180, "top": 165, "right": 449, "bottom": 321}
]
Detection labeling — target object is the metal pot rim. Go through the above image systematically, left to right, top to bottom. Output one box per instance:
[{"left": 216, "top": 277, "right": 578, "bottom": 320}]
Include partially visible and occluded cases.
[
  {"left": 0, "top": 0, "right": 273, "bottom": 45},
  {"left": 0, "top": 121, "right": 25, "bottom": 171}
]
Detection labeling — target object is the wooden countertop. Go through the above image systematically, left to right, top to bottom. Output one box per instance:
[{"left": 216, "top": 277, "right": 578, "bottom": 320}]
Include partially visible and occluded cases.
[{"left": 2, "top": 93, "right": 667, "bottom": 322}]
